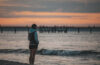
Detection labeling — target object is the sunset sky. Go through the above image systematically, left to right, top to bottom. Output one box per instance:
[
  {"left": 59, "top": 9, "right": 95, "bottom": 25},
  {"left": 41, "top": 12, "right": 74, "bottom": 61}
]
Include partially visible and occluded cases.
[{"left": 0, "top": 0, "right": 100, "bottom": 26}]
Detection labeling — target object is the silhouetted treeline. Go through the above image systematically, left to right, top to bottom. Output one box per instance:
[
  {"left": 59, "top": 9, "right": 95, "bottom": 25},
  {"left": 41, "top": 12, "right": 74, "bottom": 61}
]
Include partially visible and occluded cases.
[{"left": 0, "top": 25, "right": 100, "bottom": 33}]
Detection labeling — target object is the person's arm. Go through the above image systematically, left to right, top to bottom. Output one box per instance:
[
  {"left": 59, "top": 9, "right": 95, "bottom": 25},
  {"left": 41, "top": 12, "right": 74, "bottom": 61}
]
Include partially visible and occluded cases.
[{"left": 35, "top": 32, "right": 39, "bottom": 44}]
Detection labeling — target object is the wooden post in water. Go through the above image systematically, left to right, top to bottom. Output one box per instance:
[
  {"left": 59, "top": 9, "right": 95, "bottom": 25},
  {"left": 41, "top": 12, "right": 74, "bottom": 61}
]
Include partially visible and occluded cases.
[
  {"left": 0, "top": 25, "right": 3, "bottom": 33},
  {"left": 27, "top": 26, "right": 29, "bottom": 33},
  {"left": 14, "top": 27, "right": 16, "bottom": 33},
  {"left": 64, "top": 27, "right": 67, "bottom": 33},
  {"left": 77, "top": 27, "right": 80, "bottom": 33},
  {"left": 89, "top": 27, "right": 92, "bottom": 33}
]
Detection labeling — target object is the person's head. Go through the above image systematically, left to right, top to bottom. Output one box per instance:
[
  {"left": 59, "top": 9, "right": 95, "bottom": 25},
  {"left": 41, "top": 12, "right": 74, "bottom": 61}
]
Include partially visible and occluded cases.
[{"left": 31, "top": 24, "right": 37, "bottom": 29}]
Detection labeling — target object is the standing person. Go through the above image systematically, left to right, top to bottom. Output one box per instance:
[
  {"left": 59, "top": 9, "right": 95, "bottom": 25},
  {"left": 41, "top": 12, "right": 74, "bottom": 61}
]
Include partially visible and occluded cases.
[{"left": 28, "top": 24, "right": 39, "bottom": 65}]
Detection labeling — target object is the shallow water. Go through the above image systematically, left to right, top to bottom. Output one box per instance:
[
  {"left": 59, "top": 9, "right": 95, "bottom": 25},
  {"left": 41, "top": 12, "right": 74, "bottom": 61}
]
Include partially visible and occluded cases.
[{"left": 0, "top": 31, "right": 100, "bottom": 65}]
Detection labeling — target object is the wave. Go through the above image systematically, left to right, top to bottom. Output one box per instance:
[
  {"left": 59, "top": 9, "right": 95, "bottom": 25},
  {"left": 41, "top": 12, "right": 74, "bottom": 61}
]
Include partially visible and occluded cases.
[
  {"left": 0, "top": 49, "right": 100, "bottom": 56},
  {"left": 0, "top": 49, "right": 29, "bottom": 54},
  {"left": 37, "top": 49, "right": 100, "bottom": 56},
  {"left": 0, "top": 60, "right": 29, "bottom": 65}
]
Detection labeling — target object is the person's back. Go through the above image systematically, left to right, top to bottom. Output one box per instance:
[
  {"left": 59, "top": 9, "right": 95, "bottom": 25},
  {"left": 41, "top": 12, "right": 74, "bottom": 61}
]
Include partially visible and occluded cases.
[
  {"left": 28, "top": 24, "right": 39, "bottom": 65},
  {"left": 28, "top": 27, "right": 39, "bottom": 46}
]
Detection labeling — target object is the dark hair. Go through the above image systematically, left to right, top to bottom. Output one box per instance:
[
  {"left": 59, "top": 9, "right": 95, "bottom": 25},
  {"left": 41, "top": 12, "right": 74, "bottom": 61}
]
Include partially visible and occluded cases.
[{"left": 31, "top": 24, "right": 37, "bottom": 29}]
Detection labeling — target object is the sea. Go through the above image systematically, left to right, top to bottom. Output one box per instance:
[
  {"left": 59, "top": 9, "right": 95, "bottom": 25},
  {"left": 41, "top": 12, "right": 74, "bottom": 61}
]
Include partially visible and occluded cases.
[{"left": 0, "top": 28, "right": 100, "bottom": 65}]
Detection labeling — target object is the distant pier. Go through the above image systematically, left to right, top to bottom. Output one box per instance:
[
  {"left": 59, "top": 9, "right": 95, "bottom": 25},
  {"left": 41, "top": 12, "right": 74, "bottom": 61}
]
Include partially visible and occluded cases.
[{"left": 0, "top": 25, "right": 100, "bottom": 33}]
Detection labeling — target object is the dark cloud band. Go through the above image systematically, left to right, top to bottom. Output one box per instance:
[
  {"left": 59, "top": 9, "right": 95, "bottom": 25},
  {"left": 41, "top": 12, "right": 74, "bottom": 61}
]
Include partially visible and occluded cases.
[{"left": 0, "top": 0, "right": 100, "bottom": 18}]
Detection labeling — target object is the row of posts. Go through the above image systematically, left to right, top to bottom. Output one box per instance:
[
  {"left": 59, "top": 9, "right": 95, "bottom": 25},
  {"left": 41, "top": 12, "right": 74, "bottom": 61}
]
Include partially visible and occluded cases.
[
  {"left": 0, "top": 26, "right": 97, "bottom": 34},
  {"left": 39, "top": 26, "right": 93, "bottom": 33}
]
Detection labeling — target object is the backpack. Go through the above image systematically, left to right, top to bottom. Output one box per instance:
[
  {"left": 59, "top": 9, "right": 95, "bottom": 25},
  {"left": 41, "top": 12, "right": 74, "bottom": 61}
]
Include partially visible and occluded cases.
[{"left": 28, "top": 32, "right": 36, "bottom": 42}]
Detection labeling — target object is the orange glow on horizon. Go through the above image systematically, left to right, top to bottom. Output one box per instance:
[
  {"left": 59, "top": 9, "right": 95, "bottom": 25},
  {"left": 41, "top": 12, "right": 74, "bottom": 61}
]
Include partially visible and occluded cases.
[
  {"left": 12, "top": 11, "right": 100, "bottom": 16},
  {"left": 0, "top": 12, "right": 100, "bottom": 26}
]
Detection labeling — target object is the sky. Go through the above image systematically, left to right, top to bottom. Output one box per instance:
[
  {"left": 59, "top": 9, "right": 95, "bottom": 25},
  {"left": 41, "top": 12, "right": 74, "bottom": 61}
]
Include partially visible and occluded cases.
[{"left": 0, "top": 0, "right": 100, "bottom": 26}]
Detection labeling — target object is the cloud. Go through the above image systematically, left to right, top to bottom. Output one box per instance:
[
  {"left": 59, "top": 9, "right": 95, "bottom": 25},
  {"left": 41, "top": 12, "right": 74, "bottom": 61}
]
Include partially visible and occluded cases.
[
  {"left": 0, "top": 0, "right": 100, "bottom": 13},
  {"left": 0, "top": 0, "right": 100, "bottom": 26},
  {"left": 0, "top": 0, "right": 46, "bottom": 9},
  {"left": 0, "top": 0, "right": 9, "bottom": 2},
  {"left": 41, "top": 0, "right": 100, "bottom": 3},
  {"left": 0, "top": 4, "right": 30, "bottom": 7},
  {"left": 55, "top": 8, "right": 64, "bottom": 12},
  {"left": 0, "top": 11, "right": 90, "bottom": 18},
  {"left": 0, "top": 11, "right": 100, "bottom": 22},
  {"left": 0, "top": 11, "right": 100, "bottom": 20},
  {"left": 0, "top": 15, "right": 100, "bottom": 25}
]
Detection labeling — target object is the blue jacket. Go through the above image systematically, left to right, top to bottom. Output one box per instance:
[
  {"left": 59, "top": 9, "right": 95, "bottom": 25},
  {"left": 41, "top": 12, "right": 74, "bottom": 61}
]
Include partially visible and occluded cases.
[{"left": 28, "top": 28, "right": 39, "bottom": 44}]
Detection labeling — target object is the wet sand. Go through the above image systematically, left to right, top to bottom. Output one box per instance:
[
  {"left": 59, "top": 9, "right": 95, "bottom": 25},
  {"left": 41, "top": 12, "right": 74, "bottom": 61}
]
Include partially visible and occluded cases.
[{"left": 0, "top": 60, "right": 30, "bottom": 65}]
